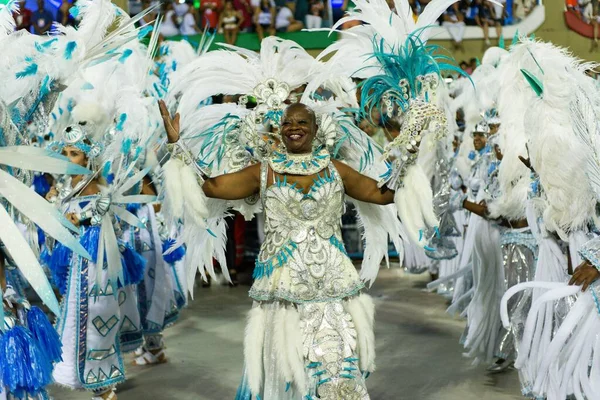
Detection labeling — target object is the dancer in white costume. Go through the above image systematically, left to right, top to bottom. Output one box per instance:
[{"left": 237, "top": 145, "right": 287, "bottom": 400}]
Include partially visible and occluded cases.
[
  {"left": 157, "top": 5, "right": 464, "bottom": 395},
  {"left": 498, "top": 38, "right": 600, "bottom": 400},
  {"left": 161, "top": 100, "right": 396, "bottom": 399},
  {"left": 47, "top": 115, "right": 152, "bottom": 400},
  {"left": 472, "top": 120, "right": 537, "bottom": 373}
]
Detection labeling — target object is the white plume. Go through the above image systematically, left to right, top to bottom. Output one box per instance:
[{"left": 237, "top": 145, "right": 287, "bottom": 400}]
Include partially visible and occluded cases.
[
  {"left": 512, "top": 41, "right": 598, "bottom": 236},
  {"left": 162, "top": 158, "right": 184, "bottom": 219},
  {"left": 345, "top": 294, "right": 376, "bottom": 372},
  {"left": 244, "top": 306, "right": 266, "bottom": 396},
  {"left": 273, "top": 306, "right": 293, "bottom": 383},
  {"left": 285, "top": 306, "right": 306, "bottom": 393}
]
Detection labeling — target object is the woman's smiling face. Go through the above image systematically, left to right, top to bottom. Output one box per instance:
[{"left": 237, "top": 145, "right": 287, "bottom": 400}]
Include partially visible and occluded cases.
[{"left": 280, "top": 104, "right": 317, "bottom": 154}]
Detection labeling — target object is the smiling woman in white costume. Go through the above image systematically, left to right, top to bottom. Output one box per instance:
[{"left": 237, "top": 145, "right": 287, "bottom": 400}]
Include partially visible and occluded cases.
[{"left": 160, "top": 100, "right": 396, "bottom": 399}]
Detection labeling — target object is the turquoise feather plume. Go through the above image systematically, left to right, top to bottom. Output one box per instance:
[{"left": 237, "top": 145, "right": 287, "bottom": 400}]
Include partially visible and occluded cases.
[{"left": 359, "top": 32, "right": 467, "bottom": 122}]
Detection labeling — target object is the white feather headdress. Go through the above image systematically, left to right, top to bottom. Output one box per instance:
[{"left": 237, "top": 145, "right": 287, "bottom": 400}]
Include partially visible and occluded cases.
[
  {"left": 305, "top": 0, "right": 462, "bottom": 106},
  {"left": 169, "top": 37, "right": 320, "bottom": 120}
]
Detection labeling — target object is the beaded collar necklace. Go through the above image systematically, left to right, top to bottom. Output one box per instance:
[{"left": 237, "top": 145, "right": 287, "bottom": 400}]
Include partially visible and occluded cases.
[{"left": 269, "top": 146, "right": 330, "bottom": 176}]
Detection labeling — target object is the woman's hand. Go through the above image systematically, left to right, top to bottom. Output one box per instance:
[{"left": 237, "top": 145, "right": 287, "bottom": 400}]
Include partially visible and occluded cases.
[
  {"left": 158, "top": 100, "right": 181, "bottom": 143},
  {"left": 46, "top": 187, "right": 58, "bottom": 201},
  {"left": 66, "top": 212, "right": 80, "bottom": 227},
  {"left": 569, "top": 260, "right": 600, "bottom": 291}
]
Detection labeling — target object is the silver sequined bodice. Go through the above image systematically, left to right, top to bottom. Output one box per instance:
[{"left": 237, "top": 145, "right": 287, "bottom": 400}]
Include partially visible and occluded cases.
[{"left": 249, "top": 164, "right": 364, "bottom": 303}]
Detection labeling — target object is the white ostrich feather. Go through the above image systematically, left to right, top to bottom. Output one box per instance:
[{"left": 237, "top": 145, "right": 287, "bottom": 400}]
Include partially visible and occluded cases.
[
  {"left": 72, "top": 0, "right": 116, "bottom": 49},
  {"left": 332, "top": 0, "right": 461, "bottom": 49},
  {"left": 160, "top": 39, "right": 199, "bottom": 90},
  {"left": 514, "top": 41, "right": 598, "bottom": 236},
  {"left": 480, "top": 46, "right": 508, "bottom": 68},
  {"left": 570, "top": 86, "right": 600, "bottom": 202},
  {"left": 487, "top": 127, "right": 530, "bottom": 220},
  {"left": 162, "top": 158, "right": 184, "bottom": 219},
  {"left": 396, "top": 164, "right": 438, "bottom": 245},
  {"left": 354, "top": 200, "right": 403, "bottom": 286},
  {"left": 345, "top": 294, "right": 376, "bottom": 372},
  {"left": 244, "top": 306, "right": 266, "bottom": 396},
  {"left": 284, "top": 306, "right": 306, "bottom": 393},
  {"left": 273, "top": 307, "right": 293, "bottom": 383}
]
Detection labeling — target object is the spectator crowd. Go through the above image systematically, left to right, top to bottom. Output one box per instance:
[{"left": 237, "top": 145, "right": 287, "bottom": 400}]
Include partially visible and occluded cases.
[
  {"left": 10, "top": 0, "right": 539, "bottom": 48},
  {"left": 11, "top": 0, "right": 76, "bottom": 35},
  {"left": 152, "top": 0, "right": 539, "bottom": 46},
  {"left": 154, "top": 0, "right": 327, "bottom": 44},
  {"left": 438, "top": 0, "right": 538, "bottom": 51},
  {"left": 566, "top": 0, "right": 598, "bottom": 24},
  {"left": 566, "top": 0, "right": 600, "bottom": 50}
]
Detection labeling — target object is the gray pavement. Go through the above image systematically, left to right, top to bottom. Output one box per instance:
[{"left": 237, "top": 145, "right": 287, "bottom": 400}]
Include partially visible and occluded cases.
[{"left": 50, "top": 268, "right": 523, "bottom": 400}]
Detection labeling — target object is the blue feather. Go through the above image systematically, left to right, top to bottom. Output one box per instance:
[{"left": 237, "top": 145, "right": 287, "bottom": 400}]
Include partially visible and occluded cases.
[
  {"left": 69, "top": 5, "right": 79, "bottom": 18},
  {"left": 137, "top": 25, "right": 153, "bottom": 39},
  {"left": 359, "top": 32, "right": 468, "bottom": 122},
  {"left": 41, "top": 38, "right": 57, "bottom": 48},
  {"left": 64, "top": 41, "right": 77, "bottom": 60},
  {"left": 34, "top": 42, "right": 45, "bottom": 53},
  {"left": 159, "top": 44, "right": 169, "bottom": 56},
  {"left": 118, "top": 49, "right": 133, "bottom": 64},
  {"left": 15, "top": 63, "right": 38, "bottom": 79},
  {"left": 39, "top": 75, "right": 52, "bottom": 98},
  {"left": 116, "top": 113, "right": 127, "bottom": 131},
  {"left": 121, "top": 138, "right": 132, "bottom": 154},
  {"left": 102, "top": 161, "right": 112, "bottom": 178},
  {"left": 162, "top": 239, "right": 186, "bottom": 264},
  {"left": 45, "top": 242, "right": 72, "bottom": 295},
  {"left": 120, "top": 245, "right": 146, "bottom": 287},
  {"left": 26, "top": 306, "right": 62, "bottom": 364},
  {"left": 0, "top": 326, "right": 53, "bottom": 397}
]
